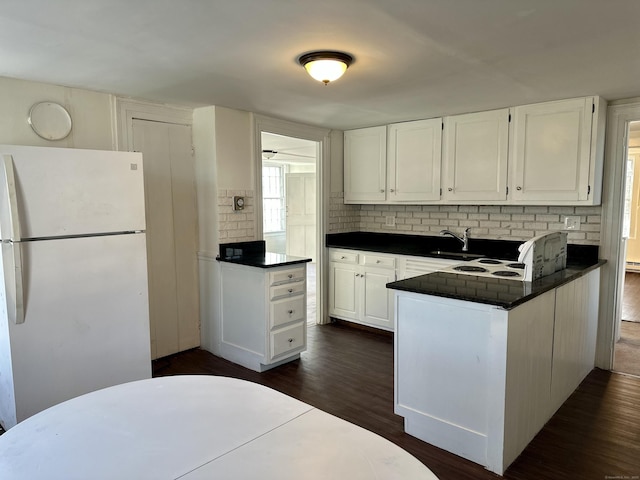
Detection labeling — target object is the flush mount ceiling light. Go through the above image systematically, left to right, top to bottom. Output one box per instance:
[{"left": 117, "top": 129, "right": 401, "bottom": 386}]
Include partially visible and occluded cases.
[
  {"left": 297, "top": 51, "right": 354, "bottom": 85},
  {"left": 262, "top": 149, "right": 277, "bottom": 160}
]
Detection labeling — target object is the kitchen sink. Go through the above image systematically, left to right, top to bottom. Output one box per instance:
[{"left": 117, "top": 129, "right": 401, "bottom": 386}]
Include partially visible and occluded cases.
[{"left": 428, "top": 250, "right": 485, "bottom": 261}]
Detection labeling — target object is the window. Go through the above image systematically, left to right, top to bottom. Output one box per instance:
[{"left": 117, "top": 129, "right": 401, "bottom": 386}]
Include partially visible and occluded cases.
[{"left": 262, "top": 164, "right": 285, "bottom": 233}]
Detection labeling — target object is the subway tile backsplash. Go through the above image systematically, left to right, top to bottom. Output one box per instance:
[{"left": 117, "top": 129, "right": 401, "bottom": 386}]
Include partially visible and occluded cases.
[
  {"left": 218, "top": 189, "right": 256, "bottom": 243},
  {"left": 217, "top": 191, "right": 601, "bottom": 247},
  {"left": 328, "top": 192, "right": 601, "bottom": 245}
]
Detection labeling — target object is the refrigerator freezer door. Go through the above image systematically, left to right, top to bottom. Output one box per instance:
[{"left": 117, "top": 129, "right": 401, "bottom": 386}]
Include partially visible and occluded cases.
[
  {"left": 0, "top": 145, "right": 145, "bottom": 239},
  {"left": 5, "top": 233, "right": 151, "bottom": 427}
]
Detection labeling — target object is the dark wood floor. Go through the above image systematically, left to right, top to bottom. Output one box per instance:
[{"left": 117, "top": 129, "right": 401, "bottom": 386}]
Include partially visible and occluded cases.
[{"left": 153, "top": 322, "right": 640, "bottom": 480}]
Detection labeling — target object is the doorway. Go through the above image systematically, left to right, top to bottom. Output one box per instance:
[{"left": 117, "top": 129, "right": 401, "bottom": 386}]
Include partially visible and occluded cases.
[
  {"left": 614, "top": 120, "right": 640, "bottom": 377},
  {"left": 261, "top": 132, "right": 318, "bottom": 325}
]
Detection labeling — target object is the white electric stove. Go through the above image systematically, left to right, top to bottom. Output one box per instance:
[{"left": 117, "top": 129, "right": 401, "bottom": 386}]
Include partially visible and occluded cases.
[{"left": 443, "top": 258, "right": 526, "bottom": 280}]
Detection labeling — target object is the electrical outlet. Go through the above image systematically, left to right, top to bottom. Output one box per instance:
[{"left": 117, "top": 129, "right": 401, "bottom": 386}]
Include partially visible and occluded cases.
[
  {"left": 385, "top": 216, "right": 396, "bottom": 227},
  {"left": 563, "top": 216, "right": 581, "bottom": 230}
]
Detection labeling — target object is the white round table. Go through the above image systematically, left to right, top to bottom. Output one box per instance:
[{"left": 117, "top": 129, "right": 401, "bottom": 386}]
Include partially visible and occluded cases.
[{"left": 0, "top": 376, "right": 438, "bottom": 480}]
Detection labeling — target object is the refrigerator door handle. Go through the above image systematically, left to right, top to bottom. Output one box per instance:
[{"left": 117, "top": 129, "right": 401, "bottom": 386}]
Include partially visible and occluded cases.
[
  {"left": 1, "top": 154, "right": 22, "bottom": 242},
  {"left": 2, "top": 242, "right": 25, "bottom": 324}
]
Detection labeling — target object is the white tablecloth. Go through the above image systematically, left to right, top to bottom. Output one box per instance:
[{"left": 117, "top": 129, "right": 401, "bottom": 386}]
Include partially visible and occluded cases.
[{"left": 0, "top": 375, "right": 438, "bottom": 479}]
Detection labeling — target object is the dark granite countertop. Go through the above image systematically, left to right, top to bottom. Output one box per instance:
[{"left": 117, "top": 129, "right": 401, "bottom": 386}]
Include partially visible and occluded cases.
[
  {"left": 326, "top": 231, "right": 598, "bottom": 266},
  {"left": 216, "top": 240, "right": 311, "bottom": 268},
  {"left": 387, "top": 260, "right": 605, "bottom": 310}
]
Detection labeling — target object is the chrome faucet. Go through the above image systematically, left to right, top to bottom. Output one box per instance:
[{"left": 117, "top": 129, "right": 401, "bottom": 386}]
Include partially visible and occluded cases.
[{"left": 440, "top": 228, "right": 471, "bottom": 252}]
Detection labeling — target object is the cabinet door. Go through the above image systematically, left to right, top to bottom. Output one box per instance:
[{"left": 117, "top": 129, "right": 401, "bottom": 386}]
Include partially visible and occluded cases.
[
  {"left": 511, "top": 97, "right": 593, "bottom": 202},
  {"left": 443, "top": 109, "right": 509, "bottom": 202},
  {"left": 387, "top": 119, "right": 442, "bottom": 202},
  {"left": 344, "top": 126, "right": 387, "bottom": 203},
  {"left": 328, "top": 262, "right": 358, "bottom": 320},
  {"left": 361, "top": 267, "right": 396, "bottom": 330}
]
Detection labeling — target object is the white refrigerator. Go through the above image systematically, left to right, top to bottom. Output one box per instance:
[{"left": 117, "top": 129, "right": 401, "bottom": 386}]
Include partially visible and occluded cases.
[{"left": 0, "top": 145, "right": 151, "bottom": 430}]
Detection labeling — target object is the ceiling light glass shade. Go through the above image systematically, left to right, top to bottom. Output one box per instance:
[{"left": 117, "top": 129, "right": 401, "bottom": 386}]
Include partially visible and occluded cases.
[
  {"left": 298, "top": 51, "right": 353, "bottom": 85},
  {"left": 262, "top": 149, "right": 277, "bottom": 160}
]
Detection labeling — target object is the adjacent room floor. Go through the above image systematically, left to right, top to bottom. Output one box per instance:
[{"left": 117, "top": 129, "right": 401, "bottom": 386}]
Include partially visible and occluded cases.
[{"left": 614, "top": 271, "right": 640, "bottom": 377}]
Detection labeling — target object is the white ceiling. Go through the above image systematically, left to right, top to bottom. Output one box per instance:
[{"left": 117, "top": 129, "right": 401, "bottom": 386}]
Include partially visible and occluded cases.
[
  {"left": 2, "top": 0, "right": 640, "bottom": 130},
  {"left": 262, "top": 133, "right": 317, "bottom": 164}
]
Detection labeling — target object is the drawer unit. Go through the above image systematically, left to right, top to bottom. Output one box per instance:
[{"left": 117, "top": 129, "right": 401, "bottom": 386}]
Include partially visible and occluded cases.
[
  {"left": 329, "top": 250, "right": 359, "bottom": 264},
  {"left": 363, "top": 254, "right": 395, "bottom": 269},
  {"left": 220, "top": 261, "right": 308, "bottom": 373},
  {"left": 270, "top": 267, "right": 305, "bottom": 285},
  {"left": 270, "top": 281, "right": 305, "bottom": 300},
  {"left": 271, "top": 296, "right": 305, "bottom": 328},
  {"left": 271, "top": 322, "right": 305, "bottom": 359}
]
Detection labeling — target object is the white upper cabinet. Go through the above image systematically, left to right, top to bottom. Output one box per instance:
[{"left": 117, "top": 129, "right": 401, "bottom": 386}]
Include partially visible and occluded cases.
[
  {"left": 343, "top": 96, "right": 606, "bottom": 206},
  {"left": 510, "top": 96, "right": 606, "bottom": 204},
  {"left": 443, "top": 109, "right": 509, "bottom": 202},
  {"left": 388, "top": 119, "right": 442, "bottom": 202},
  {"left": 344, "top": 126, "right": 387, "bottom": 203}
]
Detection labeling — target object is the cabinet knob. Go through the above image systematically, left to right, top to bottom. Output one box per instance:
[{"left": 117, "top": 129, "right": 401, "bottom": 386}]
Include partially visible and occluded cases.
[
  {"left": 516, "top": 186, "right": 522, "bottom": 191},
  {"left": 448, "top": 187, "right": 453, "bottom": 192},
  {"left": 380, "top": 189, "right": 385, "bottom": 193},
  {"left": 390, "top": 189, "right": 395, "bottom": 192},
  {"left": 341, "top": 256, "right": 346, "bottom": 259},
  {"left": 376, "top": 260, "right": 381, "bottom": 264},
  {"left": 287, "top": 274, "right": 293, "bottom": 278},
  {"left": 288, "top": 288, "right": 293, "bottom": 293},
  {"left": 288, "top": 309, "right": 294, "bottom": 315},
  {"left": 288, "top": 338, "right": 294, "bottom": 344}
]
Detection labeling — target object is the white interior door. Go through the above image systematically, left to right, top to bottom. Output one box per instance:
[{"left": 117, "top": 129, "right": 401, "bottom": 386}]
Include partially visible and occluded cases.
[
  {"left": 132, "top": 119, "right": 199, "bottom": 360},
  {"left": 286, "top": 173, "right": 316, "bottom": 261}
]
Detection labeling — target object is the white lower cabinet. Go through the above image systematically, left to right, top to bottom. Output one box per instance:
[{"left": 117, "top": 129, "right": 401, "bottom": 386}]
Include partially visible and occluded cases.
[
  {"left": 328, "top": 249, "right": 396, "bottom": 331},
  {"left": 328, "top": 249, "right": 459, "bottom": 332},
  {"left": 220, "top": 262, "right": 307, "bottom": 372},
  {"left": 393, "top": 267, "right": 601, "bottom": 475}
]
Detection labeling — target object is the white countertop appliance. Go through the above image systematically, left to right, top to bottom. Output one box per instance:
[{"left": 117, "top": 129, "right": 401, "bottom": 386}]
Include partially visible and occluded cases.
[
  {"left": 0, "top": 145, "right": 151, "bottom": 430},
  {"left": 441, "top": 232, "right": 568, "bottom": 282},
  {"left": 517, "top": 232, "right": 567, "bottom": 281},
  {"left": 444, "top": 258, "right": 526, "bottom": 280}
]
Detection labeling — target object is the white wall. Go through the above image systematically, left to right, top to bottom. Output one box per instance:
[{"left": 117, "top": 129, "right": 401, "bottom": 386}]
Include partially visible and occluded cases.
[
  {"left": 0, "top": 76, "right": 115, "bottom": 149},
  {"left": 193, "top": 105, "right": 255, "bottom": 354},
  {"left": 215, "top": 107, "right": 253, "bottom": 190},
  {"left": 330, "top": 130, "right": 344, "bottom": 193}
]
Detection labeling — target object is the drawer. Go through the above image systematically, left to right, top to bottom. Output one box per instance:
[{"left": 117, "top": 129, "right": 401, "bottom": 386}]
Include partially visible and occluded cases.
[
  {"left": 329, "top": 250, "right": 359, "bottom": 264},
  {"left": 363, "top": 254, "right": 395, "bottom": 269},
  {"left": 269, "top": 266, "right": 306, "bottom": 286},
  {"left": 270, "top": 282, "right": 305, "bottom": 300},
  {"left": 271, "top": 296, "right": 305, "bottom": 328},
  {"left": 271, "top": 322, "right": 305, "bottom": 359}
]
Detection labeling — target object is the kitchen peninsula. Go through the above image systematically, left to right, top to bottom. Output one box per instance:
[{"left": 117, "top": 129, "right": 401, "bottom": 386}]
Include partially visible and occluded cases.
[
  {"left": 217, "top": 241, "right": 311, "bottom": 372},
  {"left": 385, "top": 242, "right": 603, "bottom": 475}
]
